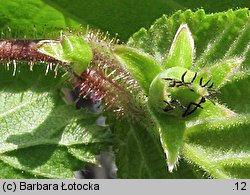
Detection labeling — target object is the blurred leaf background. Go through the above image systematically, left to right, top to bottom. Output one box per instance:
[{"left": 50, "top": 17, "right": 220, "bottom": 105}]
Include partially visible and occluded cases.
[{"left": 0, "top": 0, "right": 249, "bottom": 40}]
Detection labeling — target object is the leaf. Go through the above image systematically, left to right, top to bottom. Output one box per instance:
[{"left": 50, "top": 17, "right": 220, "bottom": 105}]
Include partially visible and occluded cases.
[
  {"left": 0, "top": 0, "right": 81, "bottom": 39},
  {"left": 1, "top": 0, "right": 249, "bottom": 40},
  {"left": 43, "top": 0, "right": 250, "bottom": 41},
  {"left": 43, "top": 0, "right": 183, "bottom": 40},
  {"left": 1, "top": 1, "right": 250, "bottom": 179},
  {"left": 127, "top": 9, "right": 250, "bottom": 178},
  {"left": 128, "top": 9, "right": 250, "bottom": 66},
  {"left": 165, "top": 24, "right": 194, "bottom": 69},
  {"left": 114, "top": 46, "right": 162, "bottom": 94},
  {"left": 198, "top": 58, "right": 242, "bottom": 89},
  {"left": 0, "top": 65, "right": 111, "bottom": 178},
  {"left": 219, "top": 73, "right": 250, "bottom": 114},
  {"left": 184, "top": 115, "right": 250, "bottom": 178},
  {"left": 113, "top": 118, "right": 200, "bottom": 178},
  {"left": 0, "top": 161, "right": 45, "bottom": 179}
]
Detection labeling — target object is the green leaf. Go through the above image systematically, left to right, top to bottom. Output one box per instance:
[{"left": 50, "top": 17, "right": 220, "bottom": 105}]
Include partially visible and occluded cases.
[
  {"left": 0, "top": 0, "right": 81, "bottom": 39},
  {"left": 1, "top": 0, "right": 250, "bottom": 179},
  {"left": 1, "top": 0, "right": 249, "bottom": 40},
  {"left": 43, "top": 0, "right": 250, "bottom": 41},
  {"left": 43, "top": 0, "right": 183, "bottom": 40},
  {"left": 128, "top": 9, "right": 250, "bottom": 178},
  {"left": 128, "top": 9, "right": 250, "bottom": 67},
  {"left": 165, "top": 24, "right": 194, "bottom": 69},
  {"left": 114, "top": 46, "right": 162, "bottom": 93},
  {"left": 198, "top": 58, "right": 242, "bottom": 89},
  {"left": 0, "top": 65, "right": 111, "bottom": 178},
  {"left": 219, "top": 73, "right": 250, "bottom": 114},
  {"left": 155, "top": 115, "right": 186, "bottom": 172},
  {"left": 184, "top": 115, "right": 250, "bottom": 178},
  {"left": 113, "top": 118, "right": 199, "bottom": 178},
  {"left": 0, "top": 161, "right": 45, "bottom": 179}
]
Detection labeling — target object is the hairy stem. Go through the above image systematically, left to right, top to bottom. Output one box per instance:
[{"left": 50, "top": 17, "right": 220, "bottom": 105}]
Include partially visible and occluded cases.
[{"left": 0, "top": 40, "right": 59, "bottom": 63}]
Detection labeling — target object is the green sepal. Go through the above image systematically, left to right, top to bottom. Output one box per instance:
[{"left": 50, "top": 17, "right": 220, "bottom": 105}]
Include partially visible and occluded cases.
[
  {"left": 165, "top": 24, "right": 194, "bottom": 69},
  {"left": 37, "top": 34, "right": 93, "bottom": 75},
  {"left": 37, "top": 40, "right": 65, "bottom": 62},
  {"left": 114, "top": 46, "right": 162, "bottom": 94},
  {"left": 197, "top": 58, "right": 243, "bottom": 89},
  {"left": 148, "top": 68, "right": 188, "bottom": 171},
  {"left": 157, "top": 114, "right": 186, "bottom": 172}
]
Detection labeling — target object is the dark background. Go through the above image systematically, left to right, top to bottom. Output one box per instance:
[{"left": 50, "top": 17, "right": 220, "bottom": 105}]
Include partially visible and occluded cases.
[{"left": 44, "top": 0, "right": 250, "bottom": 40}]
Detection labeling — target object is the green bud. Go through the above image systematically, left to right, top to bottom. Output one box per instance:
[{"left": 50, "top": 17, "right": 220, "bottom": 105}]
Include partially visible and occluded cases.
[
  {"left": 37, "top": 34, "right": 93, "bottom": 75},
  {"left": 148, "top": 67, "right": 213, "bottom": 118},
  {"left": 148, "top": 67, "right": 217, "bottom": 171}
]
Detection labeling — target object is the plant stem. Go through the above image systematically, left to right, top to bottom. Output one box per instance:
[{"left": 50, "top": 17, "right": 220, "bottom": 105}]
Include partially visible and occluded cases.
[{"left": 0, "top": 40, "right": 59, "bottom": 63}]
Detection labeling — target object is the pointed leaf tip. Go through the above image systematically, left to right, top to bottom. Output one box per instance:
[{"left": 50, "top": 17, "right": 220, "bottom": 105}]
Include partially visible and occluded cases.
[
  {"left": 165, "top": 24, "right": 195, "bottom": 69},
  {"left": 169, "top": 24, "right": 194, "bottom": 55}
]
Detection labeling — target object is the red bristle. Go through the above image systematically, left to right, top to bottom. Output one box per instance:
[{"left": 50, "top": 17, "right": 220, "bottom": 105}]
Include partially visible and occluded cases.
[
  {"left": 71, "top": 28, "right": 141, "bottom": 116},
  {"left": 75, "top": 65, "right": 138, "bottom": 116},
  {"left": 77, "top": 68, "right": 118, "bottom": 106}
]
